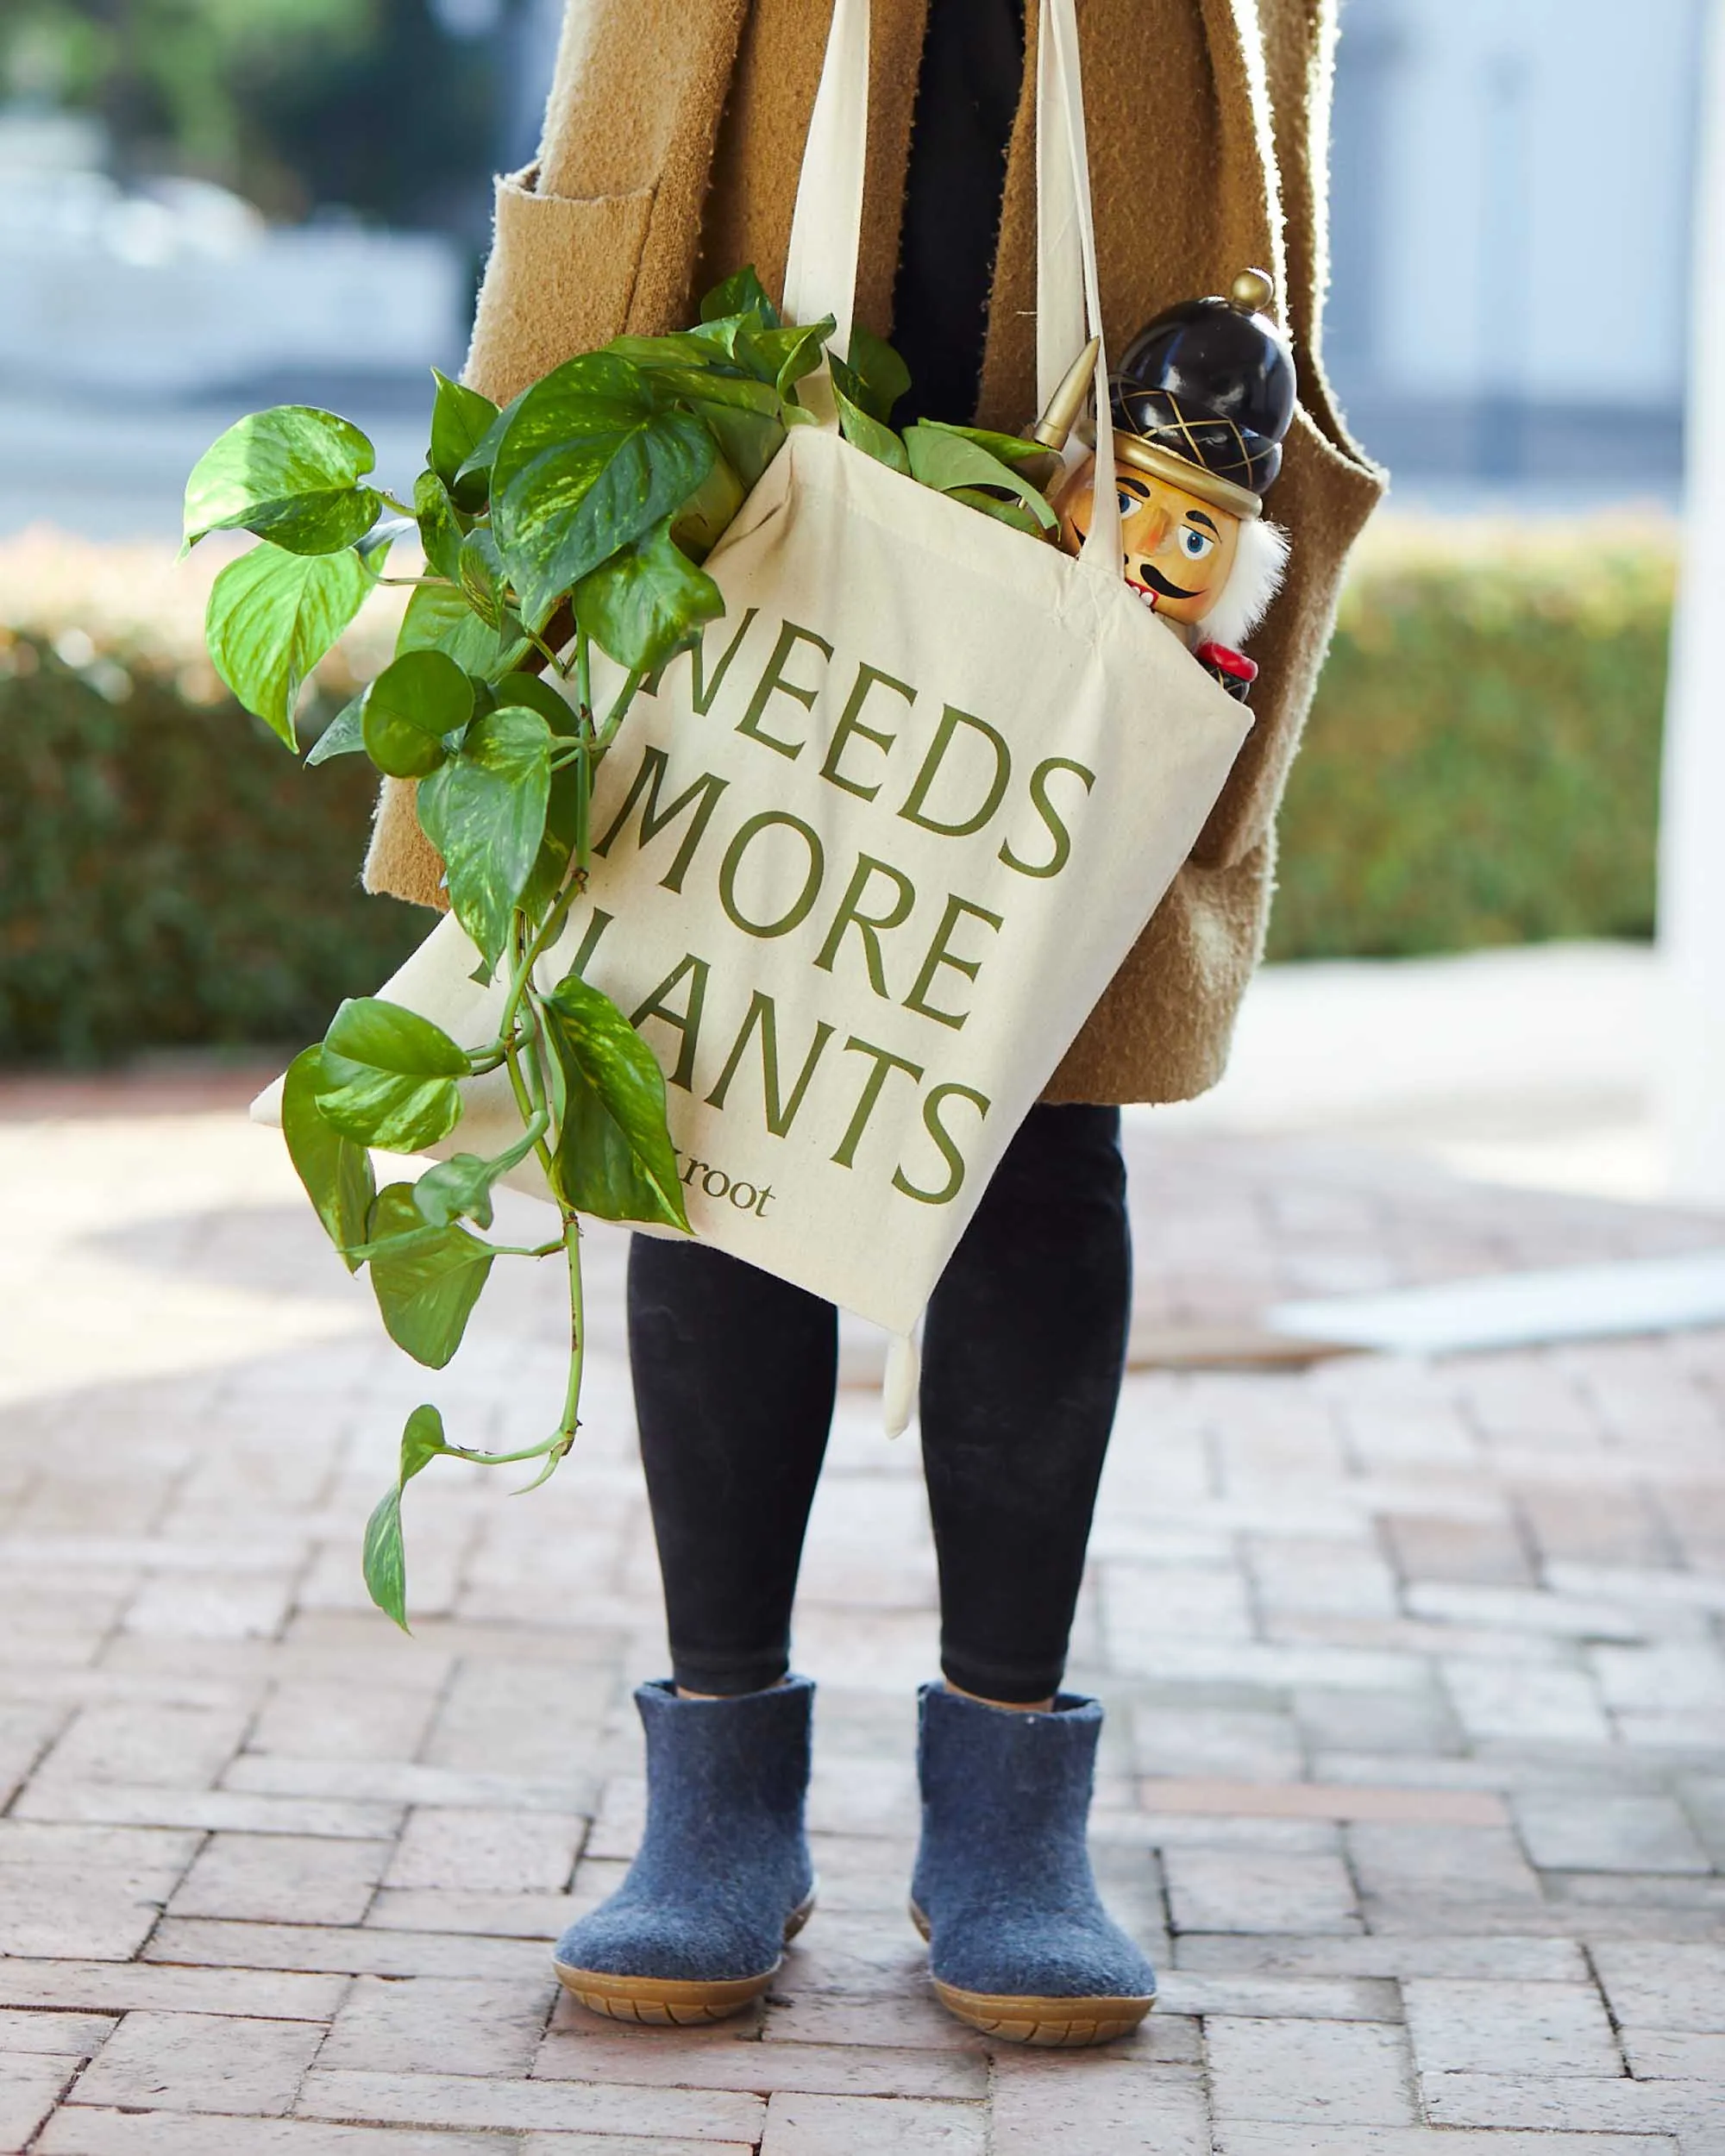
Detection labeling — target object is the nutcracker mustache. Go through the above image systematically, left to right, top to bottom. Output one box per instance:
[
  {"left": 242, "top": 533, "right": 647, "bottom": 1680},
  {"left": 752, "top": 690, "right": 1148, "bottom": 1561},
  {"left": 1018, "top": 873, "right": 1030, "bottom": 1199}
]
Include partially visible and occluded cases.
[
  {"left": 1068, "top": 511, "right": 1289, "bottom": 650},
  {"left": 1069, "top": 519, "right": 1199, "bottom": 601},
  {"left": 1132, "top": 563, "right": 1200, "bottom": 602}
]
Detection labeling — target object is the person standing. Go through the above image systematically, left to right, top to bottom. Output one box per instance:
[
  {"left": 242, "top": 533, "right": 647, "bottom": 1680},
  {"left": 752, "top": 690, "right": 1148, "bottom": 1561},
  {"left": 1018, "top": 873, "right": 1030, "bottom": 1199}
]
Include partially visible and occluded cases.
[{"left": 367, "top": 0, "right": 1382, "bottom": 2046}]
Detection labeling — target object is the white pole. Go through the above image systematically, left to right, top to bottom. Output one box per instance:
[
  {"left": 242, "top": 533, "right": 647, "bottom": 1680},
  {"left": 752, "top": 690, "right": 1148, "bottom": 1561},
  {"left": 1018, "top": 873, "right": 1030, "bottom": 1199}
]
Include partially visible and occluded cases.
[{"left": 1660, "top": 0, "right": 1725, "bottom": 1200}]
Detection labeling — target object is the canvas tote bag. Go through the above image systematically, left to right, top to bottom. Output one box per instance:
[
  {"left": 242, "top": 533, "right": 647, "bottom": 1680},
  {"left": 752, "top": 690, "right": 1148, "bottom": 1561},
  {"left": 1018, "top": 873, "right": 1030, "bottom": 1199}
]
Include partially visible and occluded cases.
[{"left": 260, "top": 0, "right": 1251, "bottom": 1373}]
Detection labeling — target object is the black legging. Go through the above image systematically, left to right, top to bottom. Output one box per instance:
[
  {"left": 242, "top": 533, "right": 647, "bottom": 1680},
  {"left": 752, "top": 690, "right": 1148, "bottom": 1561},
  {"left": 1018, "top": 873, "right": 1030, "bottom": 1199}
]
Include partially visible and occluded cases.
[{"left": 626, "top": 1104, "right": 1131, "bottom": 1704}]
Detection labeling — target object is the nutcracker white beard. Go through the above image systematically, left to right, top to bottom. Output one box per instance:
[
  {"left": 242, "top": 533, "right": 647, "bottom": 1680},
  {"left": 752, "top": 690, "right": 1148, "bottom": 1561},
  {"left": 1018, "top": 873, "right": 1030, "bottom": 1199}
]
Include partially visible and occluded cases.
[{"left": 1193, "top": 514, "right": 1289, "bottom": 652}]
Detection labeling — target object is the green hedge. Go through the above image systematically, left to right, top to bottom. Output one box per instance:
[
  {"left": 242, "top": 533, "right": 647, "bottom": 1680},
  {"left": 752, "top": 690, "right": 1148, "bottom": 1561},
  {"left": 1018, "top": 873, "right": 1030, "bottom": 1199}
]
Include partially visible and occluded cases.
[
  {"left": 0, "top": 521, "right": 1675, "bottom": 1065},
  {"left": 1267, "top": 524, "right": 1672, "bottom": 960},
  {"left": 0, "top": 634, "right": 422, "bottom": 1065}
]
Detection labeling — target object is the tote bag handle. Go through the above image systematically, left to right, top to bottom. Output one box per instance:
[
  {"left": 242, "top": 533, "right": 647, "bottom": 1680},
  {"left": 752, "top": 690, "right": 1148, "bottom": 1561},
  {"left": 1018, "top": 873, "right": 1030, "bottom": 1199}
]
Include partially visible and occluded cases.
[{"left": 781, "top": 0, "right": 1123, "bottom": 573}]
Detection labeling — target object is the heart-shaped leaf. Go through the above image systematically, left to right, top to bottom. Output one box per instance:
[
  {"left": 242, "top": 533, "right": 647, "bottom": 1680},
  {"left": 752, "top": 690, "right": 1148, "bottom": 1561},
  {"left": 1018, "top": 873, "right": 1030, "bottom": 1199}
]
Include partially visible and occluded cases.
[
  {"left": 700, "top": 264, "right": 780, "bottom": 328},
  {"left": 685, "top": 312, "right": 773, "bottom": 370},
  {"left": 737, "top": 317, "right": 837, "bottom": 401},
  {"left": 845, "top": 325, "right": 912, "bottom": 423},
  {"left": 605, "top": 329, "right": 751, "bottom": 373},
  {"left": 491, "top": 353, "right": 717, "bottom": 629},
  {"left": 831, "top": 359, "right": 911, "bottom": 475},
  {"left": 430, "top": 369, "right": 499, "bottom": 499},
  {"left": 648, "top": 370, "right": 781, "bottom": 417},
  {"left": 450, "top": 384, "right": 529, "bottom": 506},
  {"left": 690, "top": 401, "right": 785, "bottom": 491},
  {"left": 184, "top": 405, "right": 381, "bottom": 555},
  {"left": 917, "top": 418, "right": 1057, "bottom": 474},
  {"left": 903, "top": 423, "right": 1057, "bottom": 528},
  {"left": 666, "top": 452, "right": 746, "bottom": 564},
  {"left": 413, "top": 467, "right": 465, "bottom": 583},
  {"left": 944, "top": 486, "right": 1047, "bottom": 536},
  {"left": 576, "top": 516, "right": 724, "bottom": 672},
  {"left": 360, "top": 517, "right": 412, "bottom": 561},
  {"left": 458, "top": 526, "right": 508, "bottom": 627},
  {"left": 205, "top": 541, "right": 374, "bottom": 749},
  {"left": 396, "top": 580, "right": 530, "bottom": 678},
  {"left": 361, "top": 648, "right": 474, "bottom": 779},
  {"left": 490, "top": 670, "right": 579, "bottom": 736},
  {"left": 304, "top": 693, "right": 366, "bottom": 766},
  {"left": 416, "top": 706, "right": 554, "bottom": 967},
  {"left": 518, "top": 761, "right": 586, "bottom": 924},
  {"left": 543, "top": 970, "right": 689, "bottom": 1229},
  {"left": 316, "top": 997, "right": 469, "bottom": 1151},
  {"left": 326, "top": 997, "right": 471, "bottom": 1073},
  {"left": 281, "top": 1045, "right": 376, "bottom": 1269},
  {"left": 412, "top": 1112, "right": 545, "bottom": 1230},
  {"left": 412, "top": 1152, "right": 500, "bottom": 1231},
  {"left": 365, "top": 1183, "right": 495, "bottom": 1368},
  {"left": 400, "top": 1401, "right": 451, "bottom": 1481},
  {"left": 363, "top": 1403, "right": 455, "bottom": 1631},
  {"left": 362, "top": 1487, "right": 408, "bottom": 1628}
]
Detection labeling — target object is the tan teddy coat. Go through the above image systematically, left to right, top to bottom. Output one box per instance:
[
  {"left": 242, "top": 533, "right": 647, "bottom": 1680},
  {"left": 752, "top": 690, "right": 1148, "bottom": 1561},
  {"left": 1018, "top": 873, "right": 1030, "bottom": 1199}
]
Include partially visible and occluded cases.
[{"left": 364, "top": 0, "right": 1384, "bottom": 1105}]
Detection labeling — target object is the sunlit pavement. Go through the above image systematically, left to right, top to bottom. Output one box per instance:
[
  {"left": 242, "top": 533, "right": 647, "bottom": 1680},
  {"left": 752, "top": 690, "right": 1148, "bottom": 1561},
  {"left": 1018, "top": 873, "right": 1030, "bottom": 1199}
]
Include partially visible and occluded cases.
[{"left": 3, "top": 944, "right": 1725, "bottom": 2155}]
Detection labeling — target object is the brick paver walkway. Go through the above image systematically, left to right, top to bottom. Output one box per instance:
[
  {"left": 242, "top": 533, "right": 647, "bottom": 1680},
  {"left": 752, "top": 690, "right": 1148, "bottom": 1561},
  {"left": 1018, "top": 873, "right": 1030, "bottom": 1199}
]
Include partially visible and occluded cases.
[{"left": 3, "top": 1079, "right": 1725, "bottom": 2154}]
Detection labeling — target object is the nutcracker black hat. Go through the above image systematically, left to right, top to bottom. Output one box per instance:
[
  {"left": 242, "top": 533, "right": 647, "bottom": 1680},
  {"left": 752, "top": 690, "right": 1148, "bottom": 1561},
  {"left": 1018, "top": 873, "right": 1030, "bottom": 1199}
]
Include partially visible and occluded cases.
[{"left": 1107, "top": 268, "right": 1295, "bottom": 520}]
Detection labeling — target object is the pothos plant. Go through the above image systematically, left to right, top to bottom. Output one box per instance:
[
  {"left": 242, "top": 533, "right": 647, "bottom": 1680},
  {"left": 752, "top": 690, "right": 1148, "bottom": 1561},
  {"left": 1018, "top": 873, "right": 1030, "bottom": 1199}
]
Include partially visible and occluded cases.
[{"left": 183, "top": 265, "right": 1057, "bottom": 1628}]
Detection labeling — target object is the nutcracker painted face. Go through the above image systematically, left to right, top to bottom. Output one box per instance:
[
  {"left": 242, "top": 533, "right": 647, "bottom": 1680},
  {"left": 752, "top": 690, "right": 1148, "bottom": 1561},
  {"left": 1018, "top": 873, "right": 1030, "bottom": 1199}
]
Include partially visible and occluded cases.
[
  {"left": 1040, "top": 269, "right": 1297, "bottom": 657},
  {"left": 1054, "top": 459, "right": 1242, "bottom": 626}
]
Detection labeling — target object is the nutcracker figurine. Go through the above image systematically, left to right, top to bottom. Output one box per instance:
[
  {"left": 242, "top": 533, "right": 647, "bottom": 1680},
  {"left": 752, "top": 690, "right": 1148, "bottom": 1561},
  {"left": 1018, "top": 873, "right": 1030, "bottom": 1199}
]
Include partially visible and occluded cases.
[{"left": 1036, "top": 269, "right": 1295, "bottom": 701}]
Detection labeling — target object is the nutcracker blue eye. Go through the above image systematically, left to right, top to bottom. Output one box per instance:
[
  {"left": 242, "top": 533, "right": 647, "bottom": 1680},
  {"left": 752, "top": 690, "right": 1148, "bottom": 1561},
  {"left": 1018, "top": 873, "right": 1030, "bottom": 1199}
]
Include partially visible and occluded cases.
[
  {"left": 1116, "top": 489, "right": 1141, "bottom": 517},
  {"left": 1178, "top": 527, "right": 1216, "bottom": 561}
]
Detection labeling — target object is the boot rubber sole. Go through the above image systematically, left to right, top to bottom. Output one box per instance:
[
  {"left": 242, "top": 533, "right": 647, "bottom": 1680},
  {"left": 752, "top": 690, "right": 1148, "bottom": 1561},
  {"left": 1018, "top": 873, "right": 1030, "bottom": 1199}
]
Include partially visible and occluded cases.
[
  {"left": 553, "top": 1890, "right": 814, "bottom": 2027},
  {"left": 909, "top": 1900, "right": 1156, "bottom": 2048}
]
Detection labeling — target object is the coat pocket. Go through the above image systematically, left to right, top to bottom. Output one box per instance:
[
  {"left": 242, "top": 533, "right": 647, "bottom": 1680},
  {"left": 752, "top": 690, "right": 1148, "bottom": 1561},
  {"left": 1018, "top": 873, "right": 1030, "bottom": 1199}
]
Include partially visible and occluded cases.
[{"left": 466, "top": 168, "right": 656, "bottom": 404}]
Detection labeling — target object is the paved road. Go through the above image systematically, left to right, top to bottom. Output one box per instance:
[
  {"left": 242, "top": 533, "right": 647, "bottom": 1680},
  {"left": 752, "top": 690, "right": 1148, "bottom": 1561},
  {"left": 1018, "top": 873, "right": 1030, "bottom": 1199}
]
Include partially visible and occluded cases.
[{"left": 2, "top": 1049, "right": 1723, "bottom": 2152}]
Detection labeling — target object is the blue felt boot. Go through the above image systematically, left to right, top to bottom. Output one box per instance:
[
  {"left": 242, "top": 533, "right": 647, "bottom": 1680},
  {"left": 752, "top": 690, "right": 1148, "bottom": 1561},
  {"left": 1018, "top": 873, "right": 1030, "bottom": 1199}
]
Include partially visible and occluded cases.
[
  {"left": 553, "top": 1677, "right": 815, "bottom": 2025},
  {"left": 910, "top": 1683, "right": 1156, "bottom": 2046}
]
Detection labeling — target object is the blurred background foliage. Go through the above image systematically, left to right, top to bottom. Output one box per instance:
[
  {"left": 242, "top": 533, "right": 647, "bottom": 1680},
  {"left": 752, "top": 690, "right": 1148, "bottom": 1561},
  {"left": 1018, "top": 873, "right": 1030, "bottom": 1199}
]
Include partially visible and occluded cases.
[
  {"left": 0, "top": 0, "right": 499, "bottom": 232},
  {"left": 1267, "top": 519, "right": 1671, "bottom": 962},
  {"left": 0, "top": 521, "right": 1672, "bottom": 1067},
  {"left": 0, "top": 536, "right": 422, "bottom": 1065},
  {"left": 0, "top": 642, "right": 423, "bottom": 1066}
]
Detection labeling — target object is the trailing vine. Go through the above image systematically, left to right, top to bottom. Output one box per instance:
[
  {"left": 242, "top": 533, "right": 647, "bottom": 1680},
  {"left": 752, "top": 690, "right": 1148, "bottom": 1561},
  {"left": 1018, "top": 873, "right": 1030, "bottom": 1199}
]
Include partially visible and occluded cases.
[{"left": 182, "top": 265, "right": 1055, "bottom": 1626}]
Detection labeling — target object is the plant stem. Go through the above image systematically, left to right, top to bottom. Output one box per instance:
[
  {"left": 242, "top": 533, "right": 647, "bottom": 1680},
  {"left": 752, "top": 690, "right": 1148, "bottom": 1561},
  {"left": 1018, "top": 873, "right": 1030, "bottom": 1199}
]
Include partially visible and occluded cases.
[
  {"left": 380, "top": 492, "right": 417, "bottom": 517},
  {"left": 574, "top": 624, "right": 592, "bottom": 726},
  {"left": 526, "top": 629, "right": 571, "bottom": 678},
  {"left": 593, "top": 668, "right": 647, "bottom": 757},
  {"left": 574, "top": 745, "right": 592, "bottom": 874},
  {"left": 497, "top": 899, "right": 574, "bottom": 1050},
  {"left": 497, "top": 913, "right": 544, "bottom": 1049},
  {"left": 497, "top": 917, "right": 566, "bottom": 1206},
  {"left": 506, "top": 981, "right": 585, "bottom": 1490},
  {"left": 465, "top": 1044, "right": 521, "bottom": 1075},
  {"left": 488, "top": 1211, "right": 585, "bottom": 1494},
  {"left": 560, "top": 1211, "right": 586, "bottom": 1443},
  {"left": 442, "top": 1431, "right": 570, "bottom": 1469}
]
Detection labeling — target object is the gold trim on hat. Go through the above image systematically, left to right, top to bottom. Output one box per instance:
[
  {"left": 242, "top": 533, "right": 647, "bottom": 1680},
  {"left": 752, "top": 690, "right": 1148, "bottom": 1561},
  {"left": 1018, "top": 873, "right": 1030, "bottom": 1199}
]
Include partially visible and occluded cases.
[{"left": 1112, "top": 434, "right": 1264, "bottom": 521}]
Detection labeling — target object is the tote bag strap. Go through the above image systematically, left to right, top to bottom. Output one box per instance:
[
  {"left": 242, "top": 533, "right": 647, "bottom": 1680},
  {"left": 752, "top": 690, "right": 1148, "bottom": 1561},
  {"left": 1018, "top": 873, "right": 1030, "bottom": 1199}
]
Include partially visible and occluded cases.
[
  {"left": 780, "top": 0, "right": 871, "bottom": 368},
  {"left": 781, "top": 0, "right": 1123, "bottom": 572},
  {"left": 1036, "top": 0, "right": 1120, "bottom": 569}
]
